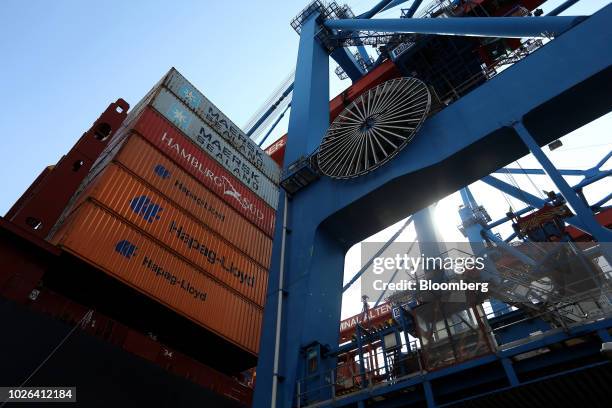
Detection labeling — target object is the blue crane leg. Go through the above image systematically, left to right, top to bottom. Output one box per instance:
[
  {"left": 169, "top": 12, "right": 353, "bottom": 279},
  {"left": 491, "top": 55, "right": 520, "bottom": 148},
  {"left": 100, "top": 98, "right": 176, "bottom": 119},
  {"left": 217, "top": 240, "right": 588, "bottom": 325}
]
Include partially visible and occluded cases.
[
  {"left": 254, "top": 12, "right": 335, "bottom": 408},
  {"left": 284, "top": 14, "right": 330, "bottom": 166}
]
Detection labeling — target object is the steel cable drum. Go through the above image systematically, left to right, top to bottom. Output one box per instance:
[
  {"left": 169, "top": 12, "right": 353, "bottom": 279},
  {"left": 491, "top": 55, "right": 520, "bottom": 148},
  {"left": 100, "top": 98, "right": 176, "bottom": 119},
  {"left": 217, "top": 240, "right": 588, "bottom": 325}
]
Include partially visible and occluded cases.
[{"left": 317, "top": 77, "right": 431, "bottom": 179}]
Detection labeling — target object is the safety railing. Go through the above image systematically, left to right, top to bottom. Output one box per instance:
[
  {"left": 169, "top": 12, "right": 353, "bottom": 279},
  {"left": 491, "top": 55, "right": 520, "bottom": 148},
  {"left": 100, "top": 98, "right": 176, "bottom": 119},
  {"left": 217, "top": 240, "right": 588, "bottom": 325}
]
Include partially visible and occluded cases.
[{"left": 296, "top": 340, "right": 423, "bottom": 407}]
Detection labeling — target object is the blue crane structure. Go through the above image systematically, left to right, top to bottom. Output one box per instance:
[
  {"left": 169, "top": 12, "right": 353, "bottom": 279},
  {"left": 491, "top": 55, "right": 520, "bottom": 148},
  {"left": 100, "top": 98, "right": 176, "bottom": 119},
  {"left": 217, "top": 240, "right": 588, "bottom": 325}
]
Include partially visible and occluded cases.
[{"left": 252, "top": 1, "right": 612, "bottom": 407}]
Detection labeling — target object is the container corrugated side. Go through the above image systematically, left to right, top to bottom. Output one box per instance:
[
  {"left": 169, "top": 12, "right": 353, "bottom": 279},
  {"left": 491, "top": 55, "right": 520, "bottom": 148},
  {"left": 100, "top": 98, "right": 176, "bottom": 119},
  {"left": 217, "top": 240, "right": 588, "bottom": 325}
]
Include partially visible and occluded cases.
[
  {"left": 163, "top": 68, "right": 281, "bottom": 183},
  {"left": 150, "top": 88, "right": 280, "bottom": 208},
  {"left": 133, "top": 108, "right": 277, "bottom": 235},
  {"left": 67, "top": 123, "right": 276, "bottom": 239},
  {"left": 112, "top": 135, "right": 272, "bottom": 266},
  {"left": 72, "top": 164, "right": 268, "bottom": 306},
  {"left": 51, "top": 201, "right": 262, "bottom": 354}
]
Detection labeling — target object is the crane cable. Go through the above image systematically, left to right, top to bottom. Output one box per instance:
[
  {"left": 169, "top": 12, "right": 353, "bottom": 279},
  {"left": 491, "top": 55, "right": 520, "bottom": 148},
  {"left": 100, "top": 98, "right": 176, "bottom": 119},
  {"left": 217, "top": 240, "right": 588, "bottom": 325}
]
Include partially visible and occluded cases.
[
  {"left": 243, "top": 70, "right": 294, "bottom": 131},
  {"left": 243, "top": 71, "right": 295, "bottom": 140},
  {"left": 516, "top": 159, "right": 546, "bottom": 199},
  {"left": 503, "top": 163, "right": 550, "bottom": 252},
  {"left": 502, "top": 165, "right": 542, "bottom": 212},
  {"left": 499, "top": 170, "right": 518, "bottom": 212}
]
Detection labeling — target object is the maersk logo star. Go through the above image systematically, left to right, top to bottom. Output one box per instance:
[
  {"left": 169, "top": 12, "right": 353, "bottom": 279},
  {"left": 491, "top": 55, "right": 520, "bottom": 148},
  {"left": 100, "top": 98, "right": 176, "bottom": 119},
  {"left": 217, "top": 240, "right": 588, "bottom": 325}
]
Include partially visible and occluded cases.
[
  {"left": 179, "top": 85, "right": 202, "bottom": 109},
  {"left": 167, "top": 103, "right": 192, "bottom": 130},
  {"left": 173, "top": 108, "right": 186, "bottom": 124}
]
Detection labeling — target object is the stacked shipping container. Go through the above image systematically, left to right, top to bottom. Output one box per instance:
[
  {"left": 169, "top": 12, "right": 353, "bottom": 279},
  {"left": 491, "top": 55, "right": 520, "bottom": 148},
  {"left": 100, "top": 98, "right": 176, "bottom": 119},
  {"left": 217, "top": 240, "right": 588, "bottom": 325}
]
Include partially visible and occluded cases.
[{"left": 49, "top": 68, "right": 280, "bottom": 357}]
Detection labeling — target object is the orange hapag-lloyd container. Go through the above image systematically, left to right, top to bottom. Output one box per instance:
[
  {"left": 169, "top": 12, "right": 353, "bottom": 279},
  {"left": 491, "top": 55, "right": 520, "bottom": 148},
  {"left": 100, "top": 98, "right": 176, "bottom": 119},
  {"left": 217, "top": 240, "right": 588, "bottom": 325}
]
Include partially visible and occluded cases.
[
  {"left": 105, "top": 134, "right": 272, "bottom": 269},
  {"left": 69, "top": 164, "right": 268, "bottom": 307},
  {"left": 51, "top": 200, "right": 262, "bottom": 355}
]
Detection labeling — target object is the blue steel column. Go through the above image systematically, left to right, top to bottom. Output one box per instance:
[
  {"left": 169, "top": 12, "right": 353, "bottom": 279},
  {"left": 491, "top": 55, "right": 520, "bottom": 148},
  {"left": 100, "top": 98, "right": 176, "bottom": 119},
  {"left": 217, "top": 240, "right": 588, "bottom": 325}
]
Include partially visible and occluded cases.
[
  {"left": 254, "top": 12, "right": 342, "bottom": 408},
  {"left": 284, "top": 14, "right": 330, "bottom": 165},
  {"left": 356, "top": 45, "right": 371, "bottom": 69},
  {"left": 330, "top": 47, "right": 365, "bottom": 82},
  {"left": 513, "top": 121, "right": 612, "bottom": 264},
  {"left": 501, "top": 357, "right": 520, "bottom": 386},
  {"left": 423, "top": 380, "right": 435, "bottom": 407}
]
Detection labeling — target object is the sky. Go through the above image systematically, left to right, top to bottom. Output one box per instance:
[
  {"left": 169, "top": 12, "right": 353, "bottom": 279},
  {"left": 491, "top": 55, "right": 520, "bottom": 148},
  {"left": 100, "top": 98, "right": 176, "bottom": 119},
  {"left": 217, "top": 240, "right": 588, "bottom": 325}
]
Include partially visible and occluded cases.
[{"left": 0, "top": 0, "right": 609, "bottom": 319}]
